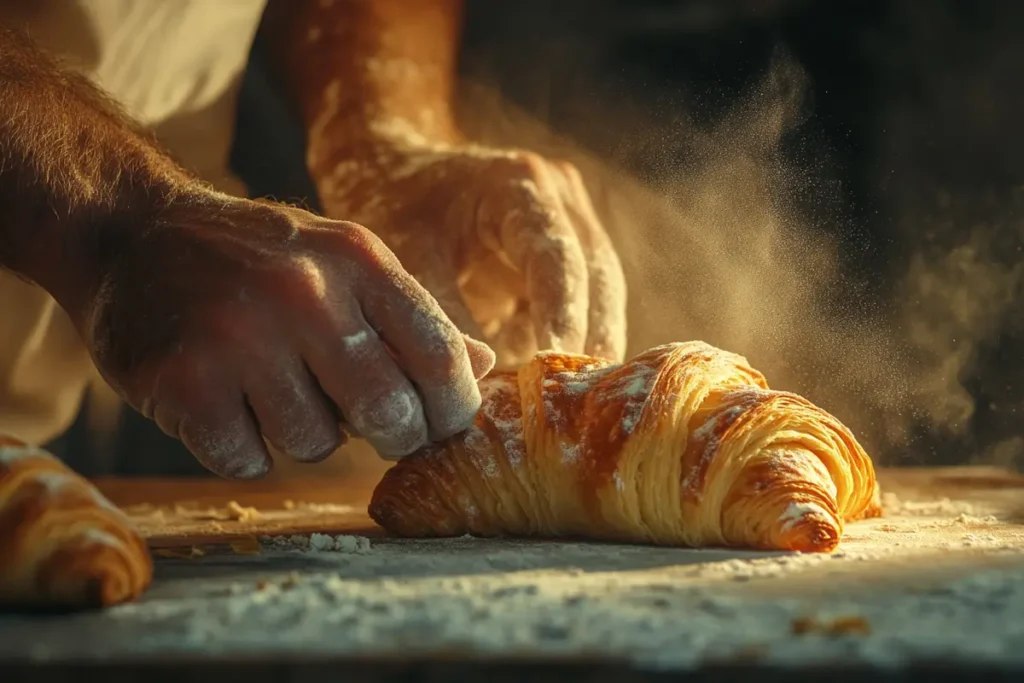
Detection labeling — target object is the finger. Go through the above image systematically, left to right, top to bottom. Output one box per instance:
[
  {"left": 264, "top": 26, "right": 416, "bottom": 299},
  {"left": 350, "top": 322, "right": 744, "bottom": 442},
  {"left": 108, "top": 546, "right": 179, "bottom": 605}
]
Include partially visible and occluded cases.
[
  {"left": 558, "top": 163, "right": 629, "bottom": 361},
  {"left": 479, "top": 172, "right": 590, "bottom": 354},
  {"left": 396, "top": 237, "right": 488, "bottom": 342},
  {"left": 398, "top": 245, "right": 496, "bottom": 377},
  {"left": 358, "top": 262, "right": 483, "bottom": 442},
  {"left": 300, "top": 300, "right": 430, "bottom": 459},
  {"left": 484, "top": 304, "right": 539, "bottom": 369},
  {"left": 375, "top": 315, "right": 494, "bottom": 380},
  {"left": 463, "top": 334, "right": 496, "bottom": 379},
  {"left": 241, "top": 355, "right": 345, "bottom": 464},
  {"left": 151, "top": 385, "right": 273, "bottom": 480}
]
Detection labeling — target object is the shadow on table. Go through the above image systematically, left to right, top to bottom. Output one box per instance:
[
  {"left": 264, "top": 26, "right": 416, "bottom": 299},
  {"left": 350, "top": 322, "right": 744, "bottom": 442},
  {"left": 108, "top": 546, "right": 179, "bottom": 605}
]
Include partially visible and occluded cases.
[{"left": 144, "top": 537, "right": 785, "bottom": 601}]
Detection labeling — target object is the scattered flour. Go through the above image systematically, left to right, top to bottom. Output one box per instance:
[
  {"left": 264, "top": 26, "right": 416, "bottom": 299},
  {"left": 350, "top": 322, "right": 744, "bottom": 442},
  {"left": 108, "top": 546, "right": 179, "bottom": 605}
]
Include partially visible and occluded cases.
[
  {"left": 882, "top": 491, "right": 980, "bottom": 517},
  {"left": 3, "top": 533, "right": 1024, "bottom": 669},
  {"left": 260, "top": 534, "right": 372, "bottom": 555}
]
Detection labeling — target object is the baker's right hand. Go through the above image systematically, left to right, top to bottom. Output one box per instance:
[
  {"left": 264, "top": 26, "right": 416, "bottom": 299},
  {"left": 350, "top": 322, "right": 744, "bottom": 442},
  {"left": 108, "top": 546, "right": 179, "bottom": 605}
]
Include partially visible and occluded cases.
[{"left": 70, "top": 193, "right": 495, "bottom": 479}]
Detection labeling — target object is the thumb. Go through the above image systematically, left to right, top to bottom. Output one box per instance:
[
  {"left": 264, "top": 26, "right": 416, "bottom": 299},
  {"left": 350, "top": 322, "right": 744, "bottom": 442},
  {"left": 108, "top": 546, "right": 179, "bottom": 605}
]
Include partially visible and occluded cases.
[{"left": 462, "top": 335, "right": 496, "bottom": 380}]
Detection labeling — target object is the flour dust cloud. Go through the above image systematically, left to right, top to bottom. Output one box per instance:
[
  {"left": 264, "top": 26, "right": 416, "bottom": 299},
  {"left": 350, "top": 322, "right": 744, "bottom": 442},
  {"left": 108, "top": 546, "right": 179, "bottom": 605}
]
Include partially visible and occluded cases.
[{"left": 456, "top": 14, "right": 1023, "bottom": 467}]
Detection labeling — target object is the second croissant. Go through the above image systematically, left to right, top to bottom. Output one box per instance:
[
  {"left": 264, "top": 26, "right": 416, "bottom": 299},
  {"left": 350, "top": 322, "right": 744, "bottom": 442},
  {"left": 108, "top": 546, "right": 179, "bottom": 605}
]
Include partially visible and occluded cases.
[{"left": 370, "top": 341, "right": 882, "bottom": 553}]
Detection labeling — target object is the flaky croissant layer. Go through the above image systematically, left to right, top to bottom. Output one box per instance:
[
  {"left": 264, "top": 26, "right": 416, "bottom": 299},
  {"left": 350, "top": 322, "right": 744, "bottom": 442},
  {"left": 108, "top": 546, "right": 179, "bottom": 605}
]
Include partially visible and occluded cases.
[
  {"left": 369, "top": 341, "right": 882, "bottom": 552},
  {"left": 0, "top": 435, "right": 153, "bottom": 610}
]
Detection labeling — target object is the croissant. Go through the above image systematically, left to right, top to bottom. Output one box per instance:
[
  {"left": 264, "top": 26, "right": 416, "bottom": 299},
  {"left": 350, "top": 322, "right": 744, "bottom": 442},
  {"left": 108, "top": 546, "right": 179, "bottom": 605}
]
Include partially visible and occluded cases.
[
  {"left": 369, "top": 341, "right": 882, "bottom": 553},
  {"left": 0, "top": 435, "right": 153, "bottom": 610}
]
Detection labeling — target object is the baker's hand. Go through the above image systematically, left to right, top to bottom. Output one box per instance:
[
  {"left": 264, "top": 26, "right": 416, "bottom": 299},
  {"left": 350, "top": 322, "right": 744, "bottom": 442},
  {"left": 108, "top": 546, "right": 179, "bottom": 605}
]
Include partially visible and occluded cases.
[
  {"left": 315, "top": 143, "right": 628, "bottom": 368},
  {"left": 71, "top": 193, "right": 495, "bottom": 479}
]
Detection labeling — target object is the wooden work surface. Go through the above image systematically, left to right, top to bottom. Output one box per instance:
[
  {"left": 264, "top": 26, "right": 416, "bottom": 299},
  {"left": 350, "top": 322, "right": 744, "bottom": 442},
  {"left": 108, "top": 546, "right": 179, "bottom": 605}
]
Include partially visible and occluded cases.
[
  {"left": 90, "top": 466, "right": 1024, "bottom": 550},
  {"left": 92, "top": 471, "right": 383, "bottom": 509},
  {"left": 93, "top": 471, "right": 386, "bottom": 548}
]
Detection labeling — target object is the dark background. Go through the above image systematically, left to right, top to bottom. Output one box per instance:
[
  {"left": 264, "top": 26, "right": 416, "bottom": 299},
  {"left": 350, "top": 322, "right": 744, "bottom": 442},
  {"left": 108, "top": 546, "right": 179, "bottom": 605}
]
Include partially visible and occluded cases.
[{"left": 49, "top": 0, "right": 1024, "bottom": 475}]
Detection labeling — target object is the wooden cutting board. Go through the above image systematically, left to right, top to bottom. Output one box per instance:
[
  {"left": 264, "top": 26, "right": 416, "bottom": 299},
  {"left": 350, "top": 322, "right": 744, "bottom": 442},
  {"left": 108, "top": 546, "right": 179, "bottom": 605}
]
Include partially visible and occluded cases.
[
  {"left": 91, "top": 466, "right": 1024, "bottom": 551},
  {"left": 93, "top": 473, "right": 385, "bottom": 549}
]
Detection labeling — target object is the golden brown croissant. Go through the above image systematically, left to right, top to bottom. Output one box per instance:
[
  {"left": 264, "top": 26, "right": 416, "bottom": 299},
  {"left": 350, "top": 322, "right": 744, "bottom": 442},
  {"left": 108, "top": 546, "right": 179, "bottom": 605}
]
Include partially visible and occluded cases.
[
  {"left": 369, "top": 341, "right": 882, "bottom": 553},
  {"left": 0, "top": 435, "right": 153, "bottom": 610}
]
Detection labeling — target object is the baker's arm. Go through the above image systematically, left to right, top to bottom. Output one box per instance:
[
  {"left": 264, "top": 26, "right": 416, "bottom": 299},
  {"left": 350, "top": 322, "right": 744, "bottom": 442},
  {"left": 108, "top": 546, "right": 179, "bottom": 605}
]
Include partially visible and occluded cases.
[
  {"left": 262, "top": 0, "right": 629, "bottom": 365},
  {"left": 262, "top": 0, "right": 462, "bottom": 158},
  {"left": 0, "top": 23, "right": 492, "bottom": 475},
  {"left": 0, "top": 24, "right": 194, "bottom": 310}
]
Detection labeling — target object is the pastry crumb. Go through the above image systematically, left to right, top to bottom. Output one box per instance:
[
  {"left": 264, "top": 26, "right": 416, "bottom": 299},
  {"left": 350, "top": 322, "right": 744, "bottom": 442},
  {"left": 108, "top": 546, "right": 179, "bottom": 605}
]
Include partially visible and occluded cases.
[
  {"left": 225, "top": 500, "right": 261, "bottom": 522},
  {"left": 229, "top": 536, "right": 262, "bottom": 556},
  {"left": 153, "top": 545, "right": 206, "bottom": 560}
]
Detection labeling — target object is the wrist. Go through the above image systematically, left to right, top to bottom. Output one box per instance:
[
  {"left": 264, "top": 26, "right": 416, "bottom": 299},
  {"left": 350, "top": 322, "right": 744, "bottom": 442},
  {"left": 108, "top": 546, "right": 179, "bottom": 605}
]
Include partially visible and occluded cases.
[
  {"left": 307, "top": 104, "right": 464, "bottom": 178},
  {"left": 307, "top": 110, "right": 470, "bottom": 213},
  {"left": 28, "top": 171, "right": 211, "bottom": 321}
]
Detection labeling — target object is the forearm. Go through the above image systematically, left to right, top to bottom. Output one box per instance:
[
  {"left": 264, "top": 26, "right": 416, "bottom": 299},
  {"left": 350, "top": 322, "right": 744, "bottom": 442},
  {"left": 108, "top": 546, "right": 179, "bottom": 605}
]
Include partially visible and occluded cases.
[
  {"left": 263, "top": 0, "right": 464, "bottom": 176},
  {"left": 0, "top": 25, "right": 197, "bottom": 304}
]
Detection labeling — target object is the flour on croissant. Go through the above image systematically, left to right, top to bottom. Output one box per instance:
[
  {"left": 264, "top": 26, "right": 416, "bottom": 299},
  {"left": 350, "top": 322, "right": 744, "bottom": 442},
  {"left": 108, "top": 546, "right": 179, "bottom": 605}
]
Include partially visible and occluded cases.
[
  {"left": 369, "top": 341, "right": 882, "bottom": 553},
  {"left": 0, "top": 436, "right": 153, "bottom": 609}
]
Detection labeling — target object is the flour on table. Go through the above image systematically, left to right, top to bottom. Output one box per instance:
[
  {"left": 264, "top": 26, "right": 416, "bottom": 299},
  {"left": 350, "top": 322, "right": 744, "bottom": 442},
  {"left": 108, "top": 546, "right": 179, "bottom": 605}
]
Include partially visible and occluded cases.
[
  {"left": 881, "top": 491, "right": 980, "bottom": 517},
  {"left": 5, "top": 526, "right": 1024, "bottom": 670},
  {"left": 260, "top": 534, "right": 372, "bottom": 554}
]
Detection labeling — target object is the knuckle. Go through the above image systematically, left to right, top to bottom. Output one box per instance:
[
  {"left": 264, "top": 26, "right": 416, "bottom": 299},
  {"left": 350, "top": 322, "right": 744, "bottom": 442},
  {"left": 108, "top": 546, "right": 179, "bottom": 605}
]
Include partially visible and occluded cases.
[
  {"left": 490, "top": 150, "right": 548, "bottom": 184},
  {"left": 510, "top": 150, "right": 547, "bottom": 175},
  {"left": 555, "top": 158, "right": 583, "bottom": 182},
  {"left": 330, "top": 218, "right": 372, "bottom": 236},
  {"left": 323, "top": 220, "right": 397, "bottom": 271},
  {"left": 276, "top": 255, "right": 331, "bottom": 307},
  {"left": 413, "top": 316, "right": 464, "bottom": 377},
  {"left": 351, "top": 386, "right": 427, "bottom": 454},
  {"left": 361, "top": 391, "right": 413, "bottom": 432}
]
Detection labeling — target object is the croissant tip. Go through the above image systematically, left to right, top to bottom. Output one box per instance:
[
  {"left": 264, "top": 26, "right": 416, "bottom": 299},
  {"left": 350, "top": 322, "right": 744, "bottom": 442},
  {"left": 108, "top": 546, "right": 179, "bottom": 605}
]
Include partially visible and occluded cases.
[
  {"left": 368, "top": 496, "right": 419, "bottom": 537},
  {"left": 781, "top": 519, "right": 841, "bottom": 553},
  {"left": 80, "top": 566, "right": 149, "bottom": 609}
]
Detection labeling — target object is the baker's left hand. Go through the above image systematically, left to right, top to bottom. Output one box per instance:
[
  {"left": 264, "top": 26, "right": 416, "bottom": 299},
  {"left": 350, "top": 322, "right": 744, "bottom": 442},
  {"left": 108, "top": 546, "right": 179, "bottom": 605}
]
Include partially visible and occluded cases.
[{"left": 312, "top": 141, "right": 628, "bottom": 368}]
